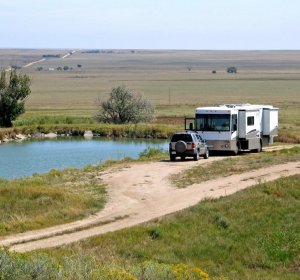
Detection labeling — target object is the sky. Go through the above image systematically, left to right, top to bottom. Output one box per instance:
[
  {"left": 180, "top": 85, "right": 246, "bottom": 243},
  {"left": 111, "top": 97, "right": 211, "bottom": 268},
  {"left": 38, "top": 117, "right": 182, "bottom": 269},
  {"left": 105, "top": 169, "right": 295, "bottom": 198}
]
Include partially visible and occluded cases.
[{"left": 0, "top": 0, "right": 299, "bottom": 50}]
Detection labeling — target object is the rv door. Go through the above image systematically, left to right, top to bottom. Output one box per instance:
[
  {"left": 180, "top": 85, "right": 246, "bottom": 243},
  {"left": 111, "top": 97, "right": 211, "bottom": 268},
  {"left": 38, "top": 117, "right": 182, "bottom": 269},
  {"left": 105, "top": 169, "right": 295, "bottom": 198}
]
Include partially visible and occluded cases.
[{"left": 238, "top": 110, "right": 246, "bottom": 138}]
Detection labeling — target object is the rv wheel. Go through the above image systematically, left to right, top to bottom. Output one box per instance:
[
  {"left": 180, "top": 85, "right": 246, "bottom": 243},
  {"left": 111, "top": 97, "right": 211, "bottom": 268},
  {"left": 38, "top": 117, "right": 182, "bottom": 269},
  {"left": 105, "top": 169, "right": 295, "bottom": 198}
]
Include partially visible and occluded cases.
[
  {"left": 252, "top": 141, "right": 262, "bottom": 153},
  {"left": 232, "top": 145, "right": 239, "bottom": 156}
]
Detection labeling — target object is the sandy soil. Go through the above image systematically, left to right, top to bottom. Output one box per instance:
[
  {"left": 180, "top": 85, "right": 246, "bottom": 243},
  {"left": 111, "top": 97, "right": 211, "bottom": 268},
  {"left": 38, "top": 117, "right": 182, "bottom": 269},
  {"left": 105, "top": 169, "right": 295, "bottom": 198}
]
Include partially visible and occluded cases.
[{"left": 1, "top": 146, "right": 299, "bottom": 252}]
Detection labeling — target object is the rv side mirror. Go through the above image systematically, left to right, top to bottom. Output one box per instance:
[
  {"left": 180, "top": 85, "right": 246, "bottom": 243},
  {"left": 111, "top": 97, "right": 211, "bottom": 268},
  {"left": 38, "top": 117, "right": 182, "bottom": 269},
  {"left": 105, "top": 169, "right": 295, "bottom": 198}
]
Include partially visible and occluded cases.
[{"left": 189, "top": 123, "right": 194, "bottom": 131}]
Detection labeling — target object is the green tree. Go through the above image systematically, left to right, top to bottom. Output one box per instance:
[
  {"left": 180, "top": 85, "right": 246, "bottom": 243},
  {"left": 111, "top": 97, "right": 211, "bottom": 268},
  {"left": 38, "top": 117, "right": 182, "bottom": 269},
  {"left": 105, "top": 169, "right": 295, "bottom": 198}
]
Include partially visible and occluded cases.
[
  {"left": 0, "top": 70, "right": 31, "bottom": 127},
  {"left": 96, "top": 85, "right": 154, "bottom": 124}
]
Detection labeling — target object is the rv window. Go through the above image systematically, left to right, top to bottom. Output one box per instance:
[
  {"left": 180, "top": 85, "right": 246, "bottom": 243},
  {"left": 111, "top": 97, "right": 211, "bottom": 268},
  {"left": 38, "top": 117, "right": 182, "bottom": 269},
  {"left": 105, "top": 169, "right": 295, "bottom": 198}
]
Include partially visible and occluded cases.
[
  {"left": 196, "top": 114, "right": 230, "bottom": 131},
  {"left": 247, "top": 116, "right": 254, "bottom": 126}
]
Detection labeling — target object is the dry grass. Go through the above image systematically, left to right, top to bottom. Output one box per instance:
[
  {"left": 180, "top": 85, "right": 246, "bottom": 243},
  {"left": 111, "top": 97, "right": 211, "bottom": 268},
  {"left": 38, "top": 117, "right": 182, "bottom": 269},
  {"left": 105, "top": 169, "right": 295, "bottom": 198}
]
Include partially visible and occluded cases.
[
  {"left": 1, "top": 49, "right": 299, "bottom": 142},
  {"left": 172, "top": 146, "right": 300, "bottom": 188}
]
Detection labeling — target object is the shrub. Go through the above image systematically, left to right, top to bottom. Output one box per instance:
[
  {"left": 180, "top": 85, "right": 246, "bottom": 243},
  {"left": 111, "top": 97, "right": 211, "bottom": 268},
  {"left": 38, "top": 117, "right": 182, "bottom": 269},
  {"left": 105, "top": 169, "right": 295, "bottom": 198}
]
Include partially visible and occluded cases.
[
  {"left": 226, "top": 66, "right": 237, "bottom": 74},
  {"left": 96, "top": 85, "right": 154, "bottom": 124},
  {"left": 212, "top": 212, "right": 230, "bottom": 229},
  {"left": 148, "top": 227, "right": 162, "bottom": 240}
]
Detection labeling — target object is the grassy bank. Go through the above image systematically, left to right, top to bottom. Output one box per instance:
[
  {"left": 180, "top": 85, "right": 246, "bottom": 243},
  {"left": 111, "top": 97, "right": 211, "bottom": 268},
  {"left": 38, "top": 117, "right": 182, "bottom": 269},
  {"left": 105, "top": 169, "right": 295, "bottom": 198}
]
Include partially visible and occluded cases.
[
  {"left": 9, "top": 103, "right": 300, "bottom": 143},
  {"left": 0, "top": 123, "right": 178, "bottom": 141},
  {"left": 172, "top": 146, "right": 300, "bottom": 188},
  {"left": 0, "top": 148, "right": 167, "bottom": 236},
  {"left": 0, "top": 167, "right": 106, "bottom": 236},
  {"left": 15, "top": 174, "right": 297, "bottom": 279}
]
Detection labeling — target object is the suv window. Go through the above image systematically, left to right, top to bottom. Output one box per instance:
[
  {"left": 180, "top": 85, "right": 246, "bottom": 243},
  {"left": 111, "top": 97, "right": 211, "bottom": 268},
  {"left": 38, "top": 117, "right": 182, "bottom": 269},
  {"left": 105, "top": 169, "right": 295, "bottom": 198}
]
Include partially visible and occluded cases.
[
  {"left": 171, "top": 134, "right": 193, "bottom": 142},
  {"left": 195, "top": 134, "right": 203, "bottom": 141}
]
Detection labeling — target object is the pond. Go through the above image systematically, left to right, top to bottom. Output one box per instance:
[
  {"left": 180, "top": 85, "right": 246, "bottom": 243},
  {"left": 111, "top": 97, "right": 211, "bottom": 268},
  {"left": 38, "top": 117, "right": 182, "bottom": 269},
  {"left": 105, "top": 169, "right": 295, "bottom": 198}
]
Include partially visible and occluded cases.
[{"left": 0, "top": 138, "right": 168, "bottom": 180}]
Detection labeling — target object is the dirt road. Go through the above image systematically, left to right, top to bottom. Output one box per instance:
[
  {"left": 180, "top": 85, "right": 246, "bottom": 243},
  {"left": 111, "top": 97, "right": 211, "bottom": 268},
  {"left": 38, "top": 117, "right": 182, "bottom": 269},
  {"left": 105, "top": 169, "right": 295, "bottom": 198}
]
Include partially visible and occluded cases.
[
  {"left": 23, "top": 58, "right": 46, "bottom": 68},
  {"left": 1, "top": 147, "right": 299, "bottom": 252}
]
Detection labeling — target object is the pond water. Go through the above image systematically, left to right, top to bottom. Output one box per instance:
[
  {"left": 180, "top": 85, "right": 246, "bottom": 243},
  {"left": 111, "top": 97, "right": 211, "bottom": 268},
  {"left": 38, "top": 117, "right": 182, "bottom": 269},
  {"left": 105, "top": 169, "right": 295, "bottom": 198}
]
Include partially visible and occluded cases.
[{"left": 0, "top": 138, "right": 168, "bottom": 180}]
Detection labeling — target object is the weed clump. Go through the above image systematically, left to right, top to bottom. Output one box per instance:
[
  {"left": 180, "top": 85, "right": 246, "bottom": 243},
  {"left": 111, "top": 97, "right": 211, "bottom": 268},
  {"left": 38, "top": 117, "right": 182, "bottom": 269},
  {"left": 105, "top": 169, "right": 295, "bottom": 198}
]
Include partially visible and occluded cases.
[
  {"left": 139, "top": 147, "right": 167, "bottom": 160},
  {"left": 212, "top": 212, "right": 230, "bottom": 229},
  {"left": 148, "top": 227, "right": 162, "bottom": 240}
]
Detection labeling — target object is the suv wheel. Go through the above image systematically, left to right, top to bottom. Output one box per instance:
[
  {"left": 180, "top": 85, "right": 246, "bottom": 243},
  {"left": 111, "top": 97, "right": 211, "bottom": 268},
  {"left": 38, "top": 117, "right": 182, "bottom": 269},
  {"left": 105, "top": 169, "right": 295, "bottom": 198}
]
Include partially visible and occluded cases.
[
  {"left": 203, "top": 148, "right": 209, "bottom": 159},
  {"left": 193, "top": 151, "right": 199, "bottom": 161},
  {"left": 170, "top": 155, "right": 176, "bottom": 161}
]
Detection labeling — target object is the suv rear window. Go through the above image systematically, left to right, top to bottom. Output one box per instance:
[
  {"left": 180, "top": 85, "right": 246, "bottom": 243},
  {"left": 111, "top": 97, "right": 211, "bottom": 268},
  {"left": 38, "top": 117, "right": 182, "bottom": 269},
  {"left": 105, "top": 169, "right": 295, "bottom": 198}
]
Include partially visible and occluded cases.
[{"left": 171, "top": 134, "right": 193, "bottom": 142}]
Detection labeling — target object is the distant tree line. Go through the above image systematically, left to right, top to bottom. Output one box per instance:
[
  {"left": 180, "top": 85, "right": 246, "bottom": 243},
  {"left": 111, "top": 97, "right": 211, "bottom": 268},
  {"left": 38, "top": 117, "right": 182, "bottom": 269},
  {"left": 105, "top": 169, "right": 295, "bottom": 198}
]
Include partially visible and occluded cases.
[
  {"left": 81, "top": 50, "right": 115, "bottom": 54},
  {"left": 81, "top": 50, "right": 100, "bottom": 54},
  {"left": 42, "top": 54, "right": 61, "bottom": 58},
  {"left": 11, "top": 65, "right": 22, "bottom": 70},
  {"left": 36, "top": 65, "right": 82, "bottom": 72}
]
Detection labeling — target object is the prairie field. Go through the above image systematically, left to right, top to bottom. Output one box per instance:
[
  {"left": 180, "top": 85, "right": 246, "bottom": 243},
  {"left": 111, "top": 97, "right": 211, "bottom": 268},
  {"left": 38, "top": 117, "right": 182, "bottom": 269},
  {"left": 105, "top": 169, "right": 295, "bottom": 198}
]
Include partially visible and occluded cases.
[{"left": 1, "top": 49, "right": 299, "bottom": 140}]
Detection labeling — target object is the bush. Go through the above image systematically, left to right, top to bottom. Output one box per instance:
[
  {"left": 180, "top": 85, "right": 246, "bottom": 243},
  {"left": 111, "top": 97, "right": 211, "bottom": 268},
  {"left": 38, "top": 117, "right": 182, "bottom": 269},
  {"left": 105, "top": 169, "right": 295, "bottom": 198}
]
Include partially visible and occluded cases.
[
  {"left": 226, "top": 66, "right": 237, "bottom": 74},
  {"left": 96, "top": 85, "right": 154, "bottom": 124},
  {"left": 148, "top": 227, "right": 162, "bottom": 240}
]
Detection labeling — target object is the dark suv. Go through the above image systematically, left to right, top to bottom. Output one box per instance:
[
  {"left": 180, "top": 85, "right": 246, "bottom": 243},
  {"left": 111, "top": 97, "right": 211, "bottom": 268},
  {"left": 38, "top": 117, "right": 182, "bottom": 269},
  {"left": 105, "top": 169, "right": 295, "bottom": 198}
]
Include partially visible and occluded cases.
[{"left": 169, "top": 132, "right": 209, "bottom": 161}]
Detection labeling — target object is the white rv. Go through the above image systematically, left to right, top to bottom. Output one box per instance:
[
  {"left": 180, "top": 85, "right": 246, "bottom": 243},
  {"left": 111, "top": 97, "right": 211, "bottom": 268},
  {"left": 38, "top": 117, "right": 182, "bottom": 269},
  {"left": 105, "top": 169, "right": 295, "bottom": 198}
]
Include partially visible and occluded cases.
[{"left": 189, "top": 104, "right": 278, "bottom": 154}]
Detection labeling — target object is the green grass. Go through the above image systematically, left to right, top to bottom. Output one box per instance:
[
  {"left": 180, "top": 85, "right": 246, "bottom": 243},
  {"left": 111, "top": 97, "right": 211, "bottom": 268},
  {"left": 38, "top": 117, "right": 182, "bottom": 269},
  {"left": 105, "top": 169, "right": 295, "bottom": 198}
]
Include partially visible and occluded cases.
[
  {"left": 172, "top": 146, "right": 300, "bottom": 188},
  {"left": 139, "top": 147, "right": 168, "bottom": 160},
  {"left": 0, "top": 167, "right": 106, "bottom": 236},
  {"left": 33, "top": 175, "right": 300, "bottom": 279},
  {"left": 0, "top": 248, "right": 211, "bottom": 280}
]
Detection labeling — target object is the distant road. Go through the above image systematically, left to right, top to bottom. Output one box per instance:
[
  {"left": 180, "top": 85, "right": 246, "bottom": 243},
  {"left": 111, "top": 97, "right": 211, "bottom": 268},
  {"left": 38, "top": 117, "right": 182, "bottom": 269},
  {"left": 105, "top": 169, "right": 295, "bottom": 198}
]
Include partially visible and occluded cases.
[
  {"left": 4, "top": 50, "right": 76, "bottom": 71},
  {"left": 62, "top": 50, "right": 76, "bottom": 59},
  {"left": 23, "top": 58, "right": 46, "bottom": 68}
]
